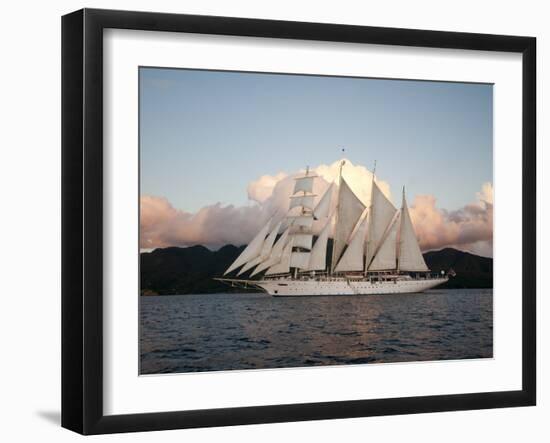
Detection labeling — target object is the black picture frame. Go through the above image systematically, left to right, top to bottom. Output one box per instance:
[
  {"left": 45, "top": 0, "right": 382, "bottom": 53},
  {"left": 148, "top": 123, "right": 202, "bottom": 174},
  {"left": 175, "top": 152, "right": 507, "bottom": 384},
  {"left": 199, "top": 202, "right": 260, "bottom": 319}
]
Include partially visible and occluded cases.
[{"left": 62, "top": 8, "right": 536, "bottom": 435}]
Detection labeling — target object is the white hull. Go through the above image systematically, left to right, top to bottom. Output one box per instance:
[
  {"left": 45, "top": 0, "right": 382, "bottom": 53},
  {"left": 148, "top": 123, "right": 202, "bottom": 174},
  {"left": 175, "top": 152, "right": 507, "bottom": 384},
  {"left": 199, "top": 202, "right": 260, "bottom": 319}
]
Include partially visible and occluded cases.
[{"left": 250, "top": 276, "right": 448, "bottom": 297}]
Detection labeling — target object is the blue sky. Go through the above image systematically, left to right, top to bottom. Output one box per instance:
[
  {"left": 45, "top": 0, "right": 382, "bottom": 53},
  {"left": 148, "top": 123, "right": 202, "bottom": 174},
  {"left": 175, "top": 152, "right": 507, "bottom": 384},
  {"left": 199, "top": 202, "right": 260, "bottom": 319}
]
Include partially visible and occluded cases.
[{"left": 140, "top": 67, "right": 492, "bottom": 213}]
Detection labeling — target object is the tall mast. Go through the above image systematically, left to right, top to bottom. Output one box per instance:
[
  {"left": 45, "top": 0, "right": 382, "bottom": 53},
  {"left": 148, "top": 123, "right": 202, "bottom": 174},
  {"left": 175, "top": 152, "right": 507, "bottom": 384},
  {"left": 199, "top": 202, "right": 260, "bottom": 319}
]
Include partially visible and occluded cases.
[
  {"left": 330, "top": 159, "right": 346, "bottom": 275},
  {"left": 364, "top": 160, "right": 376, "bottom": 276},
  {"left": 286, "top": 165, "right": 318, "bottom": 276},
  {"left": 295, "top": 165, "right": 308, "bottom": 277},
  {"left": 302, "top": 166, "right": 309, "bottom": 216},
  {"left": 395, "top": 185, "right": 429, "bottom": 272},
  {"left": 397, "top": 186, "right": 405, "bottom": 273}
]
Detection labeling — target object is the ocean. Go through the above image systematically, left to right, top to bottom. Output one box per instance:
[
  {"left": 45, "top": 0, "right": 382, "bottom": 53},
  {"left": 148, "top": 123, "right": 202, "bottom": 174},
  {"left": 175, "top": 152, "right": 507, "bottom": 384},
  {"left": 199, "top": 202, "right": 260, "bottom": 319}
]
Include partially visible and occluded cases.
[{"left": 139, "top": 289, "right": 493, "bottom": 374}]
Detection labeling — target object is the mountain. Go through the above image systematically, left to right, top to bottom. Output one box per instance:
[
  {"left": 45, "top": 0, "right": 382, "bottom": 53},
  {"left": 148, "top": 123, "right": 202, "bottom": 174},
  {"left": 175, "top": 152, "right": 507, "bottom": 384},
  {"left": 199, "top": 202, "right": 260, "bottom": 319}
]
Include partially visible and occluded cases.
[
  {"left": 140, "top": 245, "right": 492, "bottom": 295},
  {"left": 140, "top": 245, "right": 245, "bottom": 295},
  {"left": 423, "top": 247, "right": 493, "bottom": 289}
]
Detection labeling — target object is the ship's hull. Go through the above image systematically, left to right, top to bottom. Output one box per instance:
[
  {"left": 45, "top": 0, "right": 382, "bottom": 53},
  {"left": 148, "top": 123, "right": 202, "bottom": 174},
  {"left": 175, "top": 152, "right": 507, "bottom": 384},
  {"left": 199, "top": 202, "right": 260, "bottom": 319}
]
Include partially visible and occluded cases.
[{"left": 254, "top": 276, "right": 448, "bottom": 297}]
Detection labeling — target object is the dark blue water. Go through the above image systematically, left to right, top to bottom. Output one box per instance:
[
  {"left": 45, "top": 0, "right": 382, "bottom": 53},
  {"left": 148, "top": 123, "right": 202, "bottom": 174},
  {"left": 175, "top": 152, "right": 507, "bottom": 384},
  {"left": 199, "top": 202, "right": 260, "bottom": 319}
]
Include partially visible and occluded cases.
[{"left": 140, "top": 289, "right": 492, "bottom": 374}]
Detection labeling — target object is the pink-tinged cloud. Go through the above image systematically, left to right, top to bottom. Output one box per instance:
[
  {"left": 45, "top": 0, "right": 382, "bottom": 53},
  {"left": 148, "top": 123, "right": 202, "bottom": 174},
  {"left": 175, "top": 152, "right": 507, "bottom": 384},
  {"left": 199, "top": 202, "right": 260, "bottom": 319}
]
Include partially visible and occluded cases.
[
  {"left": 141, "top": 159, "right": 388, "bottom": 249},
  {"left": 140, "top": 160, "right": 493, "bottom": 257},
  {"left": 247, "top": 172, "right": 287, "bottom": 203},
  {"left": 409, "top": 182, "right": 493, "bottom": 257},
  {"left": 140, "top": 195, "right": 270, "bottom": 249}
]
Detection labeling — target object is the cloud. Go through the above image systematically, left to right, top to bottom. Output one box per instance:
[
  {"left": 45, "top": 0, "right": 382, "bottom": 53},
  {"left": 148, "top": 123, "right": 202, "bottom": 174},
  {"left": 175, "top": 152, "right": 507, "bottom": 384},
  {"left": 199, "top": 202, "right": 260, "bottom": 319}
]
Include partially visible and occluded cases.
[
  {"left": 141, "top": 159, "right": 391, "bottom": 249},
  {"left": 312, "top": 159, "right": 392, "bottom": 204},
  {"left": 140, "top": 160, "right": 493, "bottom": 257},
  {"left": 247, "top": 172, "right": 287, "bottom": 203},
  {"left": 409, "top": 182, "right": 493, "bottom": 256},
  {"left": 477, "top": 182, "right": 493, "bottom": 205},
  {"left": 140, "top": 196, "right": 269, "bottom": 249}
]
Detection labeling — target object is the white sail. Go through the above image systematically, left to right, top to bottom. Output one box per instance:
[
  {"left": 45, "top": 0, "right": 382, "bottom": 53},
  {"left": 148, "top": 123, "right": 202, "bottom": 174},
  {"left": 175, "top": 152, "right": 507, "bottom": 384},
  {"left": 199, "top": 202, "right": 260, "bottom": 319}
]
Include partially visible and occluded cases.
[
  {"left": 217, "top": 162, "right": 449, "bottom": 298},
  {"left": 293, "top": 176, "right": 315, "bottom": 194},
  {"left": 331, "top": 177, "right": 366, "bottom": 272},
  {"left": 365, "top": 181, "right": 397, "bottom": 269},
  {"left": 313, "top": 183, "right": 334, "bottom": 219},
  {"left": 398, "top": 194, "right": 429, "bottom": 272},
  {"left": 289, "top": 195, "right": 315, "bottom": 211},
  {"left": 334, "top": 210, "right": 369, "bottom": 272},
  {"left": 369, "top": 212, "right": 399, "bottom": 271},
  {"left": 287, "top": 215, "right": 313, "bottom": 232},
  {"left": 306, "top": 217, "right": 331, "bottom": 271},
  {"left": 224, "top": 220, "right": 271, "bottom": 274},
  {"left": 237, "top": 221, "right": 281, "bottom": 275},
  {"left": 262, "top": 221, "right": 282, "bottom": 256},
  {"left": 250, "top": 228, "right": 289, "bottom": 276},
  {"left": 292, "top": 233, "right": 313, "bottom": 250},
  {"left": 265, "top": 239, "right": 293, "bottom": 275},
  {"left": 290, "top": 252, "right": 311, "bottom": 269},
  {"left": 237, "top": 255, "right": 262, "bottom": 276}
]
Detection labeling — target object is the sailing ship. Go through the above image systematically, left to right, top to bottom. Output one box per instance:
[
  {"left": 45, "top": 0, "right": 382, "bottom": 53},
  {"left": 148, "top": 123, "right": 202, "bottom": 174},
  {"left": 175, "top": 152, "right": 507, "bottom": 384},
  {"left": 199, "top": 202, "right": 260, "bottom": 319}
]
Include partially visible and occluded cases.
[{"left": 216, "top": 160, "right": 448, "bottom": 297}]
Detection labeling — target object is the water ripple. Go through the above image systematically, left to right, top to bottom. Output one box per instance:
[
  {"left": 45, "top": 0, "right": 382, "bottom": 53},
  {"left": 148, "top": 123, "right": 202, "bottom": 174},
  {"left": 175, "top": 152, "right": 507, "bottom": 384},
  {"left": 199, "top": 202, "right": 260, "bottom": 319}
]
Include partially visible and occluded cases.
[{"left": 140, "top": 289, "right": 493, "bottom": 374}]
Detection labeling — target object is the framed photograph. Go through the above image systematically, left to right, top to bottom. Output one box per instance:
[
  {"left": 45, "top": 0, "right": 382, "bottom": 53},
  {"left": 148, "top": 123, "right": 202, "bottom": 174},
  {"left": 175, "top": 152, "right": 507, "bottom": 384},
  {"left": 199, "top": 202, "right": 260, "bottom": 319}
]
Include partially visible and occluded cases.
[{"left": 61, "top": 8, "right": 536, "bottom": 435}]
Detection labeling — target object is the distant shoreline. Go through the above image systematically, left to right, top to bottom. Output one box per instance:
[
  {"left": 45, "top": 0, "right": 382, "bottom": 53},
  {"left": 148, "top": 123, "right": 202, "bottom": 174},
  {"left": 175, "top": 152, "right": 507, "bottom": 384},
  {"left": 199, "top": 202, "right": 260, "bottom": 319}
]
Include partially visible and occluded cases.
[{"left": 140, "top": 245, "right": 493, "bottom": 296}]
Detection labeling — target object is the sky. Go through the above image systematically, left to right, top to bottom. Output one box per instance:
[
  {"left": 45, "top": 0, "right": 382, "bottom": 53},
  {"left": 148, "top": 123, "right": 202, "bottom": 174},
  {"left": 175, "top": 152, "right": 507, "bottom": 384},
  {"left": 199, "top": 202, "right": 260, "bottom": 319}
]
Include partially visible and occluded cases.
[{"left": 139, "top": 67, "right": 493, "bottom": 257}]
